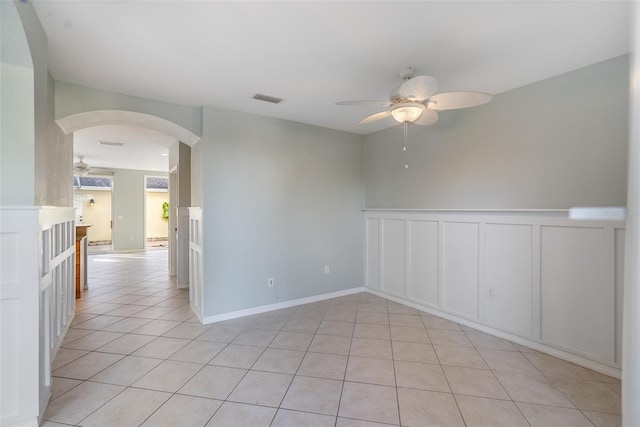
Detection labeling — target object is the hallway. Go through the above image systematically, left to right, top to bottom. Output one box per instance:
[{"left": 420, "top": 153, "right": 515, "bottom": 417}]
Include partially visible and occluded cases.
[{"left": 43, "top": 250, "right": 621, "bottom": 426}]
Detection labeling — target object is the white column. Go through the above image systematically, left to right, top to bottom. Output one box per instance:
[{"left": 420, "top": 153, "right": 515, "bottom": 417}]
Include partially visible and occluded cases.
[{"left": 622, "top": 5, "right": 640, "bottom": 426}]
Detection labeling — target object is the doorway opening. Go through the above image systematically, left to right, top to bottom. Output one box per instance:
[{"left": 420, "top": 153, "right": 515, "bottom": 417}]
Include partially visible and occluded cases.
[
  {"left": 168, "top": 168, "right": 178, "bottom": 277},
  {"left": 73, "top": 175, "right": 113, "bottom": 254},
  {"left": 145, "top": 176, "right": 170, "bottom": 250}
]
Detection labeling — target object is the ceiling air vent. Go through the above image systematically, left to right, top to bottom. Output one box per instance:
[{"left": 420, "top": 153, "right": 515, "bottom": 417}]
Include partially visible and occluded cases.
[
  {"left": 253, "top": 93, "right": 283, "bottom": 104},
  {"left": 98, "top": 141, "right": 125, "bottom": 147}
]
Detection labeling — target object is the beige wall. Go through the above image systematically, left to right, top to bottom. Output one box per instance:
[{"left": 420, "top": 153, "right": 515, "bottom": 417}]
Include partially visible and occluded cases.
[
  {"left": 75, "top": 189, "right": 112, "bottom": 242},
  {"left": 75, "top": 189, "right": 169, "bottom": 242},
  {"left": 146, "top": 191, "right": 169, "bottom": 239}
]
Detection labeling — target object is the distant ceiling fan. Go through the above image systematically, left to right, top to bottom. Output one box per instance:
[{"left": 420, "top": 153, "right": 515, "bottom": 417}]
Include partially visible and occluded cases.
[
  {"left": 336, "top": 67, "right": 492, "bottom": 126},
  {"left": 73, "top": 156, "right": 91, "bottom": 176}
]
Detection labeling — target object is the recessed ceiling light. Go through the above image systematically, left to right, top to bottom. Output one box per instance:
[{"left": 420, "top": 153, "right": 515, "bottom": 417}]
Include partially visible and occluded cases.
[
  {"left": 98, "top": 141, "right": 125, "bottom": 147},
  {"left": 160, "top": 152, "right": 169, "bottom": 156}
]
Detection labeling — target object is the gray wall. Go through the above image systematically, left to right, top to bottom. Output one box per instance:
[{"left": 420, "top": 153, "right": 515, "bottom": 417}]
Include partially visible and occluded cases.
[
  {"left": 16, "top": 0, "right": 47, "bottom": 199},
  {"left": 20, "top": 0, "right": 53, "bottom": 207},
  {"left": 1, "top": 1, "right": 34, "bottom": 206},
  {"left": 1, "top": 1, "right": 72, "bottom": 208},
  {"left": 0, "top": 2, "right": 73, "bottom": 206},
  {"left": 365, "top": 55, "right": 629, "bottom": 209},
  {"left": 38, "top": 71, "right": 73, "bottom": 207},
  {"left": 55, "top": 81, "right": 202, "bottom": 138},
  {"left": 201, "top": 107, "right": 365, "bottom": 316},
  {"left": 170, "top": 141, "right": 192, "bottom": 207},
  {"left": 191, "top": 141, "right": 203, "bottom": 208},
  {"left": 178, "top": 142, "right": 191, "bottom": 206},
  {"left": 112, "top": 168, "right": 168, "bottom": 252}
]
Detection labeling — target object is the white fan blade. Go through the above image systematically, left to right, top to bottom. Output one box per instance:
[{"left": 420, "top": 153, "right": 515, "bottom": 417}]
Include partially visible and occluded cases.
[
  {"left": 398, "top": 75, "right": 438, "bottom": 102},
  {"left": 429, "top": 91, "right": 492, "bottom": 111},
  {"left": 336, "top": 100, "right": 392, "bottom": 106},
  {"left": 414, "top": 109, "right": 438, "bottom": 126},
  {"left": 359, "top": 111, "right": 391, "bottom": 125}
]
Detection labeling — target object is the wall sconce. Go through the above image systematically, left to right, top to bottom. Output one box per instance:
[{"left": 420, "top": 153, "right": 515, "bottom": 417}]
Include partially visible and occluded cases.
[{"left": 89, "top": 199, "right": 95, "bottom": 207}]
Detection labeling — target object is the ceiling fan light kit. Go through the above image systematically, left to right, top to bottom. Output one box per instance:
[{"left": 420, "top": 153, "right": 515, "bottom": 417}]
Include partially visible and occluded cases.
[{"left": 390, "top": 102, "right": 425, "bottom": 123}]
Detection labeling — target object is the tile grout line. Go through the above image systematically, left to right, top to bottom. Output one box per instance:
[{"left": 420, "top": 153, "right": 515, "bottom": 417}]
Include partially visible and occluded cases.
[
  {"left": 387, "top": 302, "right": 403, "bottom": 427},
  {"left": 426, "top": 319, "right": 469, "bottom": 427}
]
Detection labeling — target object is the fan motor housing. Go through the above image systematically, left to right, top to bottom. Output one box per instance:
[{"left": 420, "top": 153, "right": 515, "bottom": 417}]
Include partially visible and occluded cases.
[{"left": 389, "top": 86, "right": 404, "bottom": 103}]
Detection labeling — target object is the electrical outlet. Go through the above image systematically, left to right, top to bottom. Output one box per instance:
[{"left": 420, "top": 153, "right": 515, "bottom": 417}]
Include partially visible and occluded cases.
[
  {"left": 324, "top": 266, "right": 330, "bottom": 274},
  {"left": 268, "top": 278, "right": 274, "bottom": 288}
]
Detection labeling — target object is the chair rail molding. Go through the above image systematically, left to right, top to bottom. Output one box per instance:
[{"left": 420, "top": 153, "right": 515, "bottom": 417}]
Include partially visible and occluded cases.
[{"left": 364, "top": 208, "right": 625, "bottom": 377}]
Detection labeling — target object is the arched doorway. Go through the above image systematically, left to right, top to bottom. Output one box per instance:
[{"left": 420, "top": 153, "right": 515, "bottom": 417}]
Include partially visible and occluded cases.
[{"left": 56, "top": 110, "right": 199, "bottom": 286}]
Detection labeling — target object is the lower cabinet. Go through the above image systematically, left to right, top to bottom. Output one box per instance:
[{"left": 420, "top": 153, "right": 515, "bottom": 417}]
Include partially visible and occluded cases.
[{"left": 75, "top": 236, "right": 86, "bottom": 299}]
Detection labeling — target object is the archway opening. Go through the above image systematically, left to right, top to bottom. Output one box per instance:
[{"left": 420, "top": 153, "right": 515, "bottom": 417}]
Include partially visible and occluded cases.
[{"left": 57, "top": 109, "right": 199, "bottom": 285}]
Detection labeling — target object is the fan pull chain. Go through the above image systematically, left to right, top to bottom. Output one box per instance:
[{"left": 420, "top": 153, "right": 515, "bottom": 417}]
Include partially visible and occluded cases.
[{"left": 403, "top": 122, "right": 409, "bottom": 169}]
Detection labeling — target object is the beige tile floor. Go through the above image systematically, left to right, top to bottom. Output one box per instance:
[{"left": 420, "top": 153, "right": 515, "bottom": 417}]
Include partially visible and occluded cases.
[{"left": 43, "top": 250, "right": 622, "bottom": 427}]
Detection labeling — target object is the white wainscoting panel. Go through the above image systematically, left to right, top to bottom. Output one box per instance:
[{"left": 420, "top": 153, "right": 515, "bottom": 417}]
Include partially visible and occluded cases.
[
  {"left": 177, "top": 207, "right": 190, "bottom": 289},
  {"left": 188, "top": 207, "right": 203, "bottom": 322},
  {"left": 1, "top": 208, "right": 41, "bottom": 427},
  {"left": 38, "top": 208, "right": 76, "bottom": 419},
  {"left": 364, "top": 209, "right": 625, "bottom": 373},
  {"left": 366, "top": 218, "right": 380, "bottom": 290},
  {"left": 381, "top": 219, "right": 405, "bottom": 297},
  {"left": 408, "top": 220, "right": 439, "bottom": 307},
  {"left": 442, "top": 221, "right": 479, "bottom": 320},
  {"left": 485, "top": 224, "right": 532, "bottom": 337},
  {"left": 541, "top": 226, "right": 614, "bottom": 365},
  {"left": 615, "top": 228, "right": 625, "bottom": 365}
]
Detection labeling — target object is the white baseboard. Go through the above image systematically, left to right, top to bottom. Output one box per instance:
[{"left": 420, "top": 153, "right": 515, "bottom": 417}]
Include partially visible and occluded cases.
[
  {"left": 191, "top": 283, "right": 620, "bottom": 379},
  {"left": 201, "top": 287, "right": 366, "bottom": 325},
  {"left": 366, "top": 288, "right": 622, "bottom": 379},
  {"left": 190, "top": 302, "right": 204, "bottom": 324},
  {"left": 37, "top": 311, "right": 75, "bottom": 422},
  {"left": 52, "top": 313, "right": 75, "bottom": 362},
  {"left": 4, "top": 418, "right": 39, "bottom": 427}
]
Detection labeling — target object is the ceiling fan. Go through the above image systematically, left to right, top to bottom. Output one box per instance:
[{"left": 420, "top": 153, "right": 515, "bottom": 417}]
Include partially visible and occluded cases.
[
  {"left": 336, "top": 67, "right": 492, "bottom": 126},
  {"left": 337, "top": 67, "right": 492, "bottom": 169},
  {"left": 73, "top": 156, "right": 91, "bottom": 176}
]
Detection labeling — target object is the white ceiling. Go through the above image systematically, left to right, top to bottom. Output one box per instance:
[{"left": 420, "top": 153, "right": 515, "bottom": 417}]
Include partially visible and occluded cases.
[
  {"left": 33, "top": 1, "right": 631, "bottom": 170},
  {"left": 74, "top": 124, "right": 176, "bottom": 172}
]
